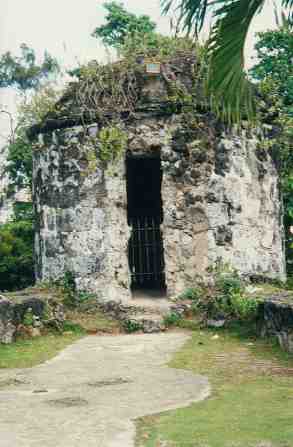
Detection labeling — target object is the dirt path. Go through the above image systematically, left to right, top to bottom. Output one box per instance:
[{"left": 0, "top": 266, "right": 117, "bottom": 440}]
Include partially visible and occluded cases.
[{"left": 0, "top": 332, "right": 209, "bottom": 447}]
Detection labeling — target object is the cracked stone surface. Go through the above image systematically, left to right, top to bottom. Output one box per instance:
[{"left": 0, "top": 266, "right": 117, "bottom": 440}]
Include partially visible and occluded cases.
[
  {"left": 34, "top": 105, "right": 285, "bottom": 302},
  {"left": 0, "top": 331, "right": 209, "bottom": 447}
]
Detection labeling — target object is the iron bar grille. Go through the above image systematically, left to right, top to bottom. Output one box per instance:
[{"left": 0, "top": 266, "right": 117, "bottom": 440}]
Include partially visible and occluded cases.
[{"left": 129, "top": 217, "right": 165, "bottom": 289}]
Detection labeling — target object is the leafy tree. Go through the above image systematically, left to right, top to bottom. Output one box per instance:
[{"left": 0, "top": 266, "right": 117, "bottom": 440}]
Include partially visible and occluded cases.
[
  {"left": 161, "top": 0, "right": 293, "bottom": 121},
  {"left": 92, "top": 1, "right": 156, "bottom": 48},
  {"left": 250, "top": 20, "right": 293, "bottom": 113},
  {"left": 250, "top": 23, "right": 293, "bottom": 273},
  {"left": 0, "top": 44, "right": 59, "bottom": 91},
  {"left": 0, "top": 44, "right": 61, "bottom": 192},
  {"left": 0, "top": 46, "right": 61, "bottom": 291},
  {"left": 5, "top": 82, "right": 62, "bottom": 192},
  {"left": 6, "top": 135, "right": 33, "bottom": 191},
  {"left": 13, "top": 202, "right": 34, "bottom": 222},
  {"left": 0, "top": 218, "right": 34, "bottom": 291}
]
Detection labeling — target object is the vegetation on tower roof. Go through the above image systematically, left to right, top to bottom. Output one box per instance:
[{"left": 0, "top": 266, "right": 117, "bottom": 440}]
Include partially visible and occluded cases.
[{"left": 28, "top": 37, "right": 207, "bottom": 138}]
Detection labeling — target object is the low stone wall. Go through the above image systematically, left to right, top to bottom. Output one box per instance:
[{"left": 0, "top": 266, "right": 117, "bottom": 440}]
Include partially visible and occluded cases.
[
  {"left": 257, "top": 293, "right": 293, "bottom": 353},
  {"left": 0, "top": 294, "right": 64, "bottom": 344}
]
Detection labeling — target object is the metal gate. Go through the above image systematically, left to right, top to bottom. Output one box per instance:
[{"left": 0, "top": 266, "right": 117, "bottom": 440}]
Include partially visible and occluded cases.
[{"left": 128, "top": 217, "right": 165, "bottom": 289}]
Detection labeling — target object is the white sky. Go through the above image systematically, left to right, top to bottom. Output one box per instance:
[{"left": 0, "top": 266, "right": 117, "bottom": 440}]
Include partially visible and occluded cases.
[{"left": 0, "top": 0, "right": 279, "bottom": 141}]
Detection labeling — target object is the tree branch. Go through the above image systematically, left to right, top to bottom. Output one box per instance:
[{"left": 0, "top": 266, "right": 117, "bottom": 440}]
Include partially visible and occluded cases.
[{"left": 0, "top": 109, "right": 15, "bottom": 143}]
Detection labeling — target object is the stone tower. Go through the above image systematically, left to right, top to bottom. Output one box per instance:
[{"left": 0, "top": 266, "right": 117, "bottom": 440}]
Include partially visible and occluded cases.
[{"left": 29, "top": 50, "right": 286, "bottom": 302}]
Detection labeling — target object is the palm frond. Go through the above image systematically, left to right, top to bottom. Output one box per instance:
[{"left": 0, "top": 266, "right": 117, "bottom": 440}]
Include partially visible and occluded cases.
[
  {"left": 161, "top": 0, "right": 211, "bottom": 34},
  {"left": 161, "top": 0, "right": 293, "bottom": 122},
  {"left": 206, "top": 0, "right": 265, "bottom": 122},
  {"left": 282, "top": 0, "right": 293, "bottom": 21},
  {"left": 282, "top": 0, "right": 293, "bottom": 8}
]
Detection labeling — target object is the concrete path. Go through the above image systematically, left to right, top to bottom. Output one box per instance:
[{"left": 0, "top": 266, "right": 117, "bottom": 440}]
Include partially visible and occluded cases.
[{"left": 0, "top": 332, "right": 209, "bottom": 447}]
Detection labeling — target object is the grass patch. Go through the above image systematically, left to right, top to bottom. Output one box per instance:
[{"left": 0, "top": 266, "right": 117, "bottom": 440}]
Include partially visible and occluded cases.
[
  {"left": 246, "top": 283, "right": 291, "bottom": 299},
  {"left": 1, "top": 285, "right": 122, "bottom": 369},
  {"left": 0, "top": 309, "right": 121, "bottom": 370},
  {"left": 65, "top": 309, "right": 121, "bottom": 334},
  {"left": 136, "top": 322, "right": 293, "bottom": 447},
  {"left": 0, "top": 330, "right": 84, "bottom": 369}
]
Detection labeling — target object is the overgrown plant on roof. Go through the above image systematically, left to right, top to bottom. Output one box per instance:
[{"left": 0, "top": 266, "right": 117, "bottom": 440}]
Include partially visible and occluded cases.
[{"left": 56, "top": 36, "right": 205, "bottom": 132}]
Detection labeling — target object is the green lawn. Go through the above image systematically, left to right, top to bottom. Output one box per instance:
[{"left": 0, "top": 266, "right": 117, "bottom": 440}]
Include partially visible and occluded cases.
[
  {"left": 0, "top": 309, "right": 121, "bottom": 369},
  {"left": 65, "top": 309, "right": 121, "bottom": 334},
  {"left": 136, "top": 322, "right": 293, "bottom": 447},
  {"left": 0, "top": 332, "right": 84, "bottom": 369}
]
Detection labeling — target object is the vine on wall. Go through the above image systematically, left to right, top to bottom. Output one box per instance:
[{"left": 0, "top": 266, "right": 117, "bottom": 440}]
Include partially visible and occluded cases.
[{"left": 99, "top": 125, "right": 128, "bottom": 164}]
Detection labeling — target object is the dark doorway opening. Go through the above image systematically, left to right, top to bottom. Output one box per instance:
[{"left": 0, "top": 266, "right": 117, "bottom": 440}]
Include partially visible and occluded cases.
[{"left": 126, "top": 155, "right": 166, "bottom": 292}]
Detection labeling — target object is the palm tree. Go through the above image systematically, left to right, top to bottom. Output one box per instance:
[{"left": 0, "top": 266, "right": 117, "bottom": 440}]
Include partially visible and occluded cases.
[{"left": 161, "top": 0, "right": 293, "bottom": 121}]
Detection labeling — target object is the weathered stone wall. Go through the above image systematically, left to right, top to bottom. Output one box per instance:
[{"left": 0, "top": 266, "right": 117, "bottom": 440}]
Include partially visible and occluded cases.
[
  {"left": 33, "top": 108, "right": 285, "bottom": 301},
  {"left": 123, "top": 116, "right": 285, "bottom": 296},
  {"left": 126, "top": 116, "right": 211, "bottom": 296},
  {"left": 33, "top": 125, "right": 130, "bottom": 302},
  {"left": 206, "top": 131, "right": 285, "bottom": 279}
]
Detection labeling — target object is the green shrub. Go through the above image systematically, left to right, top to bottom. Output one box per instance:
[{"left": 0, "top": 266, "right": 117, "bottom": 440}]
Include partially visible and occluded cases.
[
  {"left": 13, "top": 202, "right": 34, "bottom": 221},
  {"left": 0, "top": 220, "right": 34, "bottom": 291},
  {"left": 56, "top": 271, "right": 76, "bottom": 308},
  {"left": 62, "top": 271, "right": 76, "bottom": 292},
  {"left": 54, "top": 272, "right": 97, "bottom": 309},
  {"left": 56, "top": 272, "right": 97, "bottom": 308},
  {"left": 213, "top": 272, "right": 258, "bottom": 320},
  {"left": 215, "top": 272, "right": 243, "bottom": 296},
  {"left": 285, "top": 276, "right": 293, "bottom": 290},
  {"left": 177, "top": 286, "right": 206, "bottom": 315},
  {"left": 178, "top": 287, "right": 202, "bottom": 302},
  {"left": 76, "top": 291, "right": 96, "bottom": 304},
  {"left": 212, "top": 292, "right": 258, "bottom": 320},
  {"left": 229, "top": 292, "right": 258, "bottom": 319},
  {"left": 212, "top": 293, "right": 231, "bottom": 317},
  {"left": 190, "top": 301, "right": 201, "bottom": 314},
  {"left": 23, "top": 308, "right": 34, "bottom": 326},
  {"left": 163, "top": 312, "right": 182, "bottom": 327},
  {"left": 123, "top": 319, "right": 142, "bottom": 333},
  {"left": 62, "top": 321, "right": 86, "bottom": 335}
]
